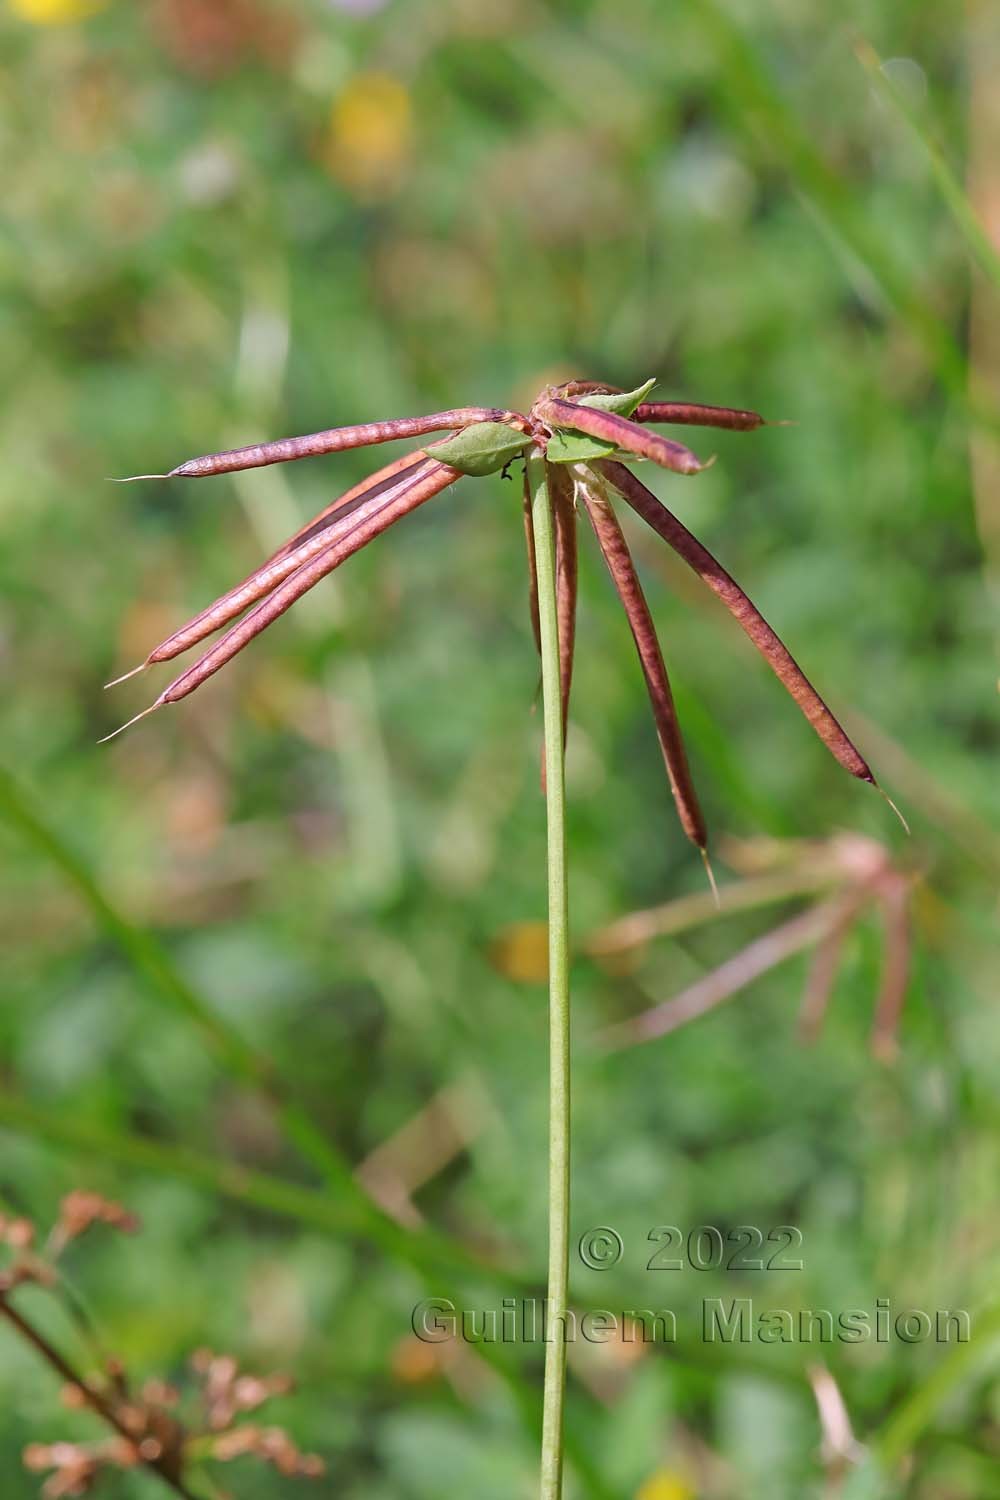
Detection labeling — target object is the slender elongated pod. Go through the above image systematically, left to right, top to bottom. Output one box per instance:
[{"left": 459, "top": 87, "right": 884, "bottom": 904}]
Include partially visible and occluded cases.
[
  {"left": 157, "top": 409, "right": 526, "bottom": 479},
  {"left": 598, "top": 459, "right": 876, "bottom": 785},
  {"left": 578, "top": 472, "right": 708, "bottom": 854}
]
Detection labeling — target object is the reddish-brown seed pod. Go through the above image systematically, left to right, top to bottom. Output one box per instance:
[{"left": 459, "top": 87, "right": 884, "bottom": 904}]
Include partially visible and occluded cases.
[
  {"left": 535, "top": 397, "right": 707, "bottom": 475},
  {"left": 635, "top": 402, "right": 766, "bottom": 431},
  {"left": 163, "top": 409, "right": 528, "bottom": 479},
  {"left": 267, "top": 450, "right": 423, "bottom": 563},
  {"left": 138, "top": 456, "right": 432, "bottom": 669},
  {"left": 600, "top": 460, "right": 875, "bottom": 784},
  {"left": 154, "top": 461, "right": 463, "bottom": 708},
  {"left": 548, "top": 462, "right": 578, "bottom": 743},
  {"left": 521, "top": 466, "right": 541, "bottom": 657},
  {"left": 580, "top": 480, "right": 708, "bottom": 852}
]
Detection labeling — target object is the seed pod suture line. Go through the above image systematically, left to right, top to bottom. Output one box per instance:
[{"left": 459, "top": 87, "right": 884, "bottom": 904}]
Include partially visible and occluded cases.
[
  {"left": 536, "top": 397, "right": 709, "bottom": 476},
  {"left": 145, "top": 408, "right": 527, "bottom": 481},
  {"left": 600, "top": 459, "right": 877, "bottom": 787},
  {"left": 101, "top": 463, "right": 462, "bottom": 737},
  {"left": 579, "top": 476, "right": 709, "bottom": 855}
]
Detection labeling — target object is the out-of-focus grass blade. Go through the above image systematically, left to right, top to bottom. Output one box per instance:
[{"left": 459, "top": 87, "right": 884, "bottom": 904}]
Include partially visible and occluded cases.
[
  {"left": 693, "top": 0, "right": 972, "bottom": 404},
  {"left": 855, "top": 38, "right": 1000, "bottom": 296},
  {"left": 0, "top": 766, "right": 255, "bottom": 1077},
  {"left": 0, "top": 767, "right": 477, "bottom": 1273},
  {"left": 0, "top": 1088, "right": 514, "bottom": 1290},
  {"left": 876, "top": 1299, "right": 1000, "bottom": 1469}
]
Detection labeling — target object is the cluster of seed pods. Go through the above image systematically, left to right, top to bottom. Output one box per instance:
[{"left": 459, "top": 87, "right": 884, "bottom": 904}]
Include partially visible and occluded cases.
[{"left": 106, "top": 381, "right": 903, "bottom": 865}]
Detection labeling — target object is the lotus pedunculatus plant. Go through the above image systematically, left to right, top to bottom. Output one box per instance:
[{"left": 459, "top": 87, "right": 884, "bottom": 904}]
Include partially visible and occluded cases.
[{"left": 107, "top": 378, "right": 903, "bottom": 1499}]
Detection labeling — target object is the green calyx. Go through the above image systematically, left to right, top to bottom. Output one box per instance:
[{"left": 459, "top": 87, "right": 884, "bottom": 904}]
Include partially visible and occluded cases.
[{"left": 424, "top": 422, "right": 529, "bottom": 477}]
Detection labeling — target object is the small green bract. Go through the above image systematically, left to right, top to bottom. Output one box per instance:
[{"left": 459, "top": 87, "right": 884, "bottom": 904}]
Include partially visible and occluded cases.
[{"left": 423, "top": 421, "right": 529, "bottom": 476}]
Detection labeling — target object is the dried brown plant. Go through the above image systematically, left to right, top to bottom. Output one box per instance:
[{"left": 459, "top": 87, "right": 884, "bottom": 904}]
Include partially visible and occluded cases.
[{"left": 0, "top": 1196, "right": 323, "bottom": 1498}]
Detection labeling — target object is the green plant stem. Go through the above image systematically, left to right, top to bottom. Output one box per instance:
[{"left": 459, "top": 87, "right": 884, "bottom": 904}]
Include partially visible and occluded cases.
[{"left": 528, "top": 451, "right": 571, "bottom": 1500}]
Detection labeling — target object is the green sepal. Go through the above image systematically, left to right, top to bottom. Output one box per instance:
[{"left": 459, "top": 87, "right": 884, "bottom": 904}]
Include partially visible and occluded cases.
[
  {"left": 578, "top": 377, "right": 656, "bottom": 416},
  {"left": 545, "top": 378, "right": 656, "bottom": 464},
  {"left": 423, "top": 422, "right": 529, "bottom": 477},
  {"left": 545, "top": 431, "right": 615, "bottom": 463}
]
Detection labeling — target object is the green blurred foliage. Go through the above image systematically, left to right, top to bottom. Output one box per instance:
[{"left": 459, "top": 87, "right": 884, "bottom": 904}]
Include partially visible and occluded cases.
[{"left": 0, "top": 0, "right": 998, "bottom": 1496}]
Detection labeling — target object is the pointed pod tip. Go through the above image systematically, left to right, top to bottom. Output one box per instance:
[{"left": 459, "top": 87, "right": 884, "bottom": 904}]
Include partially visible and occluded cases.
[
  {"left": 765, "top": 419, "right": 797, "bottom": 428},
  {"left": 695, "top": 453, "right": 717, "bottom": 474},
  {"left": 107, "top": 474, "right": 169, "bottom": 483},
  {"left": 104, "top": 662, "right": 148, "bottom": 690},
  {"left": 97, "top": 701, "right": 161, "bottom": 744},
  {"left": 876, "top": 784, "right": 911, "bottom": 836},
  {"left": 700, "top": 846, "right": 721, "bottom": 908}
]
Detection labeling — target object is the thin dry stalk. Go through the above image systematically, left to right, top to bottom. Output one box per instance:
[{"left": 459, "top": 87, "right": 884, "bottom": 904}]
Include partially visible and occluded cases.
[
  {"left": 0, "top": 1295, "right": 195, "bottom": 1500},
  {"left": 807, "top": 1362, "right": 866, "bottom": 1479}
]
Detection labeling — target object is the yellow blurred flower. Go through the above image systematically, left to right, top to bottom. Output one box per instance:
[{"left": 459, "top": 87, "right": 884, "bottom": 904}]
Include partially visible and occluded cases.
[
  {"left": 9, "top": 0, "right": 108, "bottom": 22},
  {"left": 326, "top": 71, "right": 411, "bottom": 198},
  {"left": 488, "top": 921, "right": 550, "bottom": 983},
  {"left": 635, "top": 1471, "right": 695, "bottom": 1500}
]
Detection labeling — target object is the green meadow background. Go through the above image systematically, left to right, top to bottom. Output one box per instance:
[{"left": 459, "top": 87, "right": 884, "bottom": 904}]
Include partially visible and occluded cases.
[{"left": 1, "top": 0, "right": 998, "bottom": 1495}]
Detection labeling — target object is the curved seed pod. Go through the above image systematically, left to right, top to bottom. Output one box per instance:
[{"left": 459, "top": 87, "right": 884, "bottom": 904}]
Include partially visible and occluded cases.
[
  {"left": 535, "top": 397, "right": 707, "bottom": 475},
  {"left": 635, "top": 402, "right": 766, "bottom": 431},
  {"left": 163, "top": 409, "right": 527, "bottom": 479},
  {"left": 136, "top": 457, "right": 433, "bottom": 671},
  {"left": 600, "top": 459, "right": 875, "bottom": 783},
  {"left": 154, "top": 461, "right": 463, "bottom": 707},
  {"left": 548, "top": 462, "right": 578, "bottom": 742},
  {"left": 580, "top": 479, "right": 708, "bottom": 852}
]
